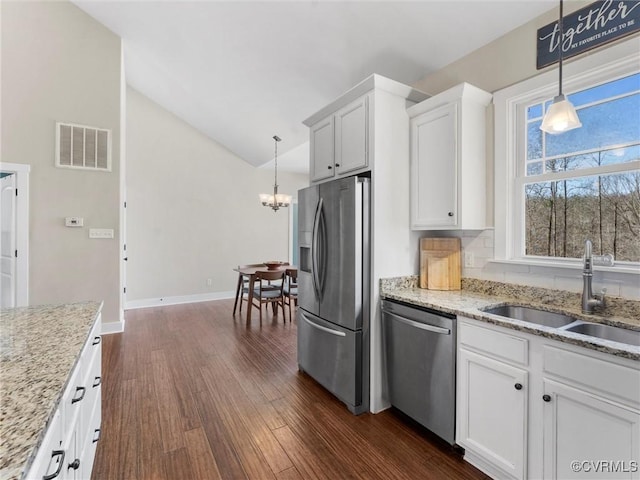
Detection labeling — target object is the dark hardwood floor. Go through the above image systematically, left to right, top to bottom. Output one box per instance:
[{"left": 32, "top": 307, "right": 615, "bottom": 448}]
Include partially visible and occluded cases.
[{"left": 92, "top": 299, "right": 488, "bottom": 480}]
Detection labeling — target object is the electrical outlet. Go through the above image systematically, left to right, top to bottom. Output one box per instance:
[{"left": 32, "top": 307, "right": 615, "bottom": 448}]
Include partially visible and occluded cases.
[
  {"left": 89, "top": 228, "right": 114, "bottom": 239},
  {"left": 464, "top": 251, "right": 474, "bottom": 268},
  {"left": 206, "top": 278, "right": 212, "bottom": 287}
]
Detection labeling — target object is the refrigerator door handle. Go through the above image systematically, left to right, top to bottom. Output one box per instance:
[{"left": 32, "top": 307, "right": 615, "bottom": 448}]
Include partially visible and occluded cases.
[
  {"left": 312, "top": 197, "right": 323, "bottom": 300},
  {"left": 383, "top": 311, "right": 451, "bottom": 335},
  {"left": 300, "top": 312, "right": 346, "bottom": 337}
]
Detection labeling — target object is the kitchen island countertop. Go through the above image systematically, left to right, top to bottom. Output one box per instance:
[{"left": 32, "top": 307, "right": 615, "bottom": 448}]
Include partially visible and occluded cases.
[
  {"left": 381, "top": 277, "right": 639, "bottom": 361},
  {"left": 0, "top": 301, "right": 102, "bottom": 480}
]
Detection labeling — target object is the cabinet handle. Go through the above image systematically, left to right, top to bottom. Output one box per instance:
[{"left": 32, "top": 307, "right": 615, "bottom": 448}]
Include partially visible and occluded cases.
[
  {"left": 335, "top": 163, "right": 340, "bottom": 167},
  {"left": 327, "top": 165, "right": 332, "bottom": 170},
  {"left": 447, "top": 212, "right": 454, "bottom": 217},
  {"left": 92, "top": 336, "right": 101, "bottom": 346},
  {"left": 93, "top": 376, "right": 102, "bottom": 388},
  {"left": 514, "top": 383, "right": 523, "bottom": 390},
  {"left": 71, "top": 386, "right": 86, "bottom": 404},
  {"left": 543, "top": 394, "right": 552, "bottom": 402},
  {"left": 93, "top": 428, "right": 101, "bottom": 443},
  {"left": 43, "top": 450, "right": 65, "bottom": 480},
  {"left": 68, "top": 459, "right": 80, "bottom": 471}
]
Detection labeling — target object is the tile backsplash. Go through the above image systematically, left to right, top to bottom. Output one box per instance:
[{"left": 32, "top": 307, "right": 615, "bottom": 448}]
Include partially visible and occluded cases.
[{"left": 412, "top": 229, "right": 640, "bottom": 301}]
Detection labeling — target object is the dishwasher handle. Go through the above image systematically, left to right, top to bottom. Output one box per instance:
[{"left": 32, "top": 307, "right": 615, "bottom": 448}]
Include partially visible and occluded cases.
[{"left": 384, "top": 311, "right": 451, "bottom": 335}]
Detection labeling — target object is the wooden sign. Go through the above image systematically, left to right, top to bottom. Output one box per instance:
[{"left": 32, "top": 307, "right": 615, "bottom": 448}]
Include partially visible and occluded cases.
[{"left": 537, "top": 0, "right": 640, "bottom": 69}]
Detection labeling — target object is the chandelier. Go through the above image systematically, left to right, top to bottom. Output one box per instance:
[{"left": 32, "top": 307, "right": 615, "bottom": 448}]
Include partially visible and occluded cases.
[
  {"left": 540, "top": 0, "right": 582, "bottom": 134},
  {"left": 259, "top": 135, "right": 291, "bottom": 211}
]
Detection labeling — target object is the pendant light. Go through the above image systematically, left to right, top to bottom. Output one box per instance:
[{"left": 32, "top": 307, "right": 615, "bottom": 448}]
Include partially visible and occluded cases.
[
  {"left": 540, "top": 0, "right": 582, "bottom": 134},
  {"left": 259, "top": 135, "right": 291, "bottom": 212}
]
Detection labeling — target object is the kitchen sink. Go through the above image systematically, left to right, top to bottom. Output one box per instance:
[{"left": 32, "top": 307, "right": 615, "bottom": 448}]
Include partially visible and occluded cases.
[
  {"left": 482, "top": 305, "right": 578, "bottom": 328},
  {"left": 563, "top": 322, "right": 640, "bottom": 346}
]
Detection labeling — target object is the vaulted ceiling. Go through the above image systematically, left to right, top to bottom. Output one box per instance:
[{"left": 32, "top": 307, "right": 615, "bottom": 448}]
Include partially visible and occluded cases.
[{"left": 74, "top": 1, "right": 556, "bottom": 173}]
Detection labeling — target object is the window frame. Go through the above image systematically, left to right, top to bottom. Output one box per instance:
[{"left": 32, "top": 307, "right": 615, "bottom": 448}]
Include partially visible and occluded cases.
[{"left": 494, "top": 37, "right": 640, "bottom": 273}]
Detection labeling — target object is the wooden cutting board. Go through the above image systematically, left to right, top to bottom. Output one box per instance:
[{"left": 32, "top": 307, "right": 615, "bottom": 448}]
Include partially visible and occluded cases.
[{"left": 420, "top": 237, "right": 461, "bottom": 290}]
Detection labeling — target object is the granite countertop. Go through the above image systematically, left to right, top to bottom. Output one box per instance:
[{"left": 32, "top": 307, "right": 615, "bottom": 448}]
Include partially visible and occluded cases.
[
  {"left": 381, "top": 277, "right": 640, "bottom": 361},
  {"left": 0, "top": 301, "right": 103, "bottom": 480}
]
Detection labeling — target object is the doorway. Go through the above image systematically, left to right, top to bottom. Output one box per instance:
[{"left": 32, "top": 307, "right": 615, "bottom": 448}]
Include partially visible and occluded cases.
[{"left": 0, "top": 163, "right": 30, "bottom": 307}]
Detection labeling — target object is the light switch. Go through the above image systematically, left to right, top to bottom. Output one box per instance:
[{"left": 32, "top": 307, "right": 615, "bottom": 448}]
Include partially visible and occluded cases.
[
  {"left": 65, "top": 217, "right": 84, "bottom": 227},
  {"left": 89, "top": 228, "right": 114, "bottom": 239}
]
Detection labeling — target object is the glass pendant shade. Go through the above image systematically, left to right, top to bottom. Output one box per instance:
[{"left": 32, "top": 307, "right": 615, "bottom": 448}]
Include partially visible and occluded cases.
[
  {"left": 539, "top": 0, "right": 581, "bottom": 135},
  {"left": 540, "top": 94, "right": 582, "bottom": 134},
  {"left": 259, "top": 191, "right": 292, "bottom": 208}
]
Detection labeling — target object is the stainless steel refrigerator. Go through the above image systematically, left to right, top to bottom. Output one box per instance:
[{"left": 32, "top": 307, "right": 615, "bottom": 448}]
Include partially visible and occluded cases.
[{"left": 297, "top": 175, "right": 370, "bottom": 414}]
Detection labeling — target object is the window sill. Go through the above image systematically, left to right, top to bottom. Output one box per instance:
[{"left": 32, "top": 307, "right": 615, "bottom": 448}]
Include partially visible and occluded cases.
[{"left": 489, "top": 258, "right": 640, "bottom": 276}]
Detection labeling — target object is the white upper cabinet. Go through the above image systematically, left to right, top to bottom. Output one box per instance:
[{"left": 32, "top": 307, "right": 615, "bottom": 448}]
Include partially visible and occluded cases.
[
  {"left": 304, "top": 74, "right": 427, "bottom": 185},
  {"left": 408, "top": 83, "right": 492, "bottom": 230},
  {"left": 308, "top": 93, "right": 370, "bottom": 183},
  {"left": 334, "top": 95, "right": 369, "bottom": 176},
  {"left": 310, "top": 116, "right": 335, "bottom": 182}
]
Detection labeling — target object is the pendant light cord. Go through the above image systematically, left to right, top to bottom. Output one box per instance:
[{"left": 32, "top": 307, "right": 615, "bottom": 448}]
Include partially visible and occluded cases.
[
  {"left": 558, "top": 0, "right": 564, "bottom": 96},
  {"left": 274, "top": 135, "right": 278, "bottom": 189}
]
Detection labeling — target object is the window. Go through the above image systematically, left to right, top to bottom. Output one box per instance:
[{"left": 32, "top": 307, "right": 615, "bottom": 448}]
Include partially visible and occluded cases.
[
  {"left": 494, "top": 38, "right": 640, "bottom": 269},
  {"left": 522, "top": 73, "right": 639, "bottom": 262}
]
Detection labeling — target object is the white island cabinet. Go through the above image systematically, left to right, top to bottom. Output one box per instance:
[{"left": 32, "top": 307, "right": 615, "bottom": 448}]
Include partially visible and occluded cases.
[
  {"left": 408, "top": 83, "right": 492, "bottom": 230},
  {"left": 26, "top": 312, "right": 102, "bottom": 480},
  {"left": 456, "top": 316, "right": 640, "bottom": 480}
]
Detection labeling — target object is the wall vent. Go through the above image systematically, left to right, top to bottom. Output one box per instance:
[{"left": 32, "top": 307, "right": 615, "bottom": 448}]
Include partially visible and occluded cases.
[{"left": 56, "top": 122, "right": 111, "bottom": 171}]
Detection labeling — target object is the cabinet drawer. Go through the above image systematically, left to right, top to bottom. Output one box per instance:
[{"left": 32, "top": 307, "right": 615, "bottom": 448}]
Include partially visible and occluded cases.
[
  {"left": 80, "top": 317, "right": 102, "bottom": 377},
  {"left": 459, "top": 320, "right": 528, "bottom": 366},
  {"left": 543, "top": 345, "right": 640, "bottom": 407}
]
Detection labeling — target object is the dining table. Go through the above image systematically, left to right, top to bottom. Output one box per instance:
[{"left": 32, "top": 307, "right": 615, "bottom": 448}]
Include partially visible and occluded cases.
[{"left": 233, "top": 264, "right": 297, "bottom": 323}]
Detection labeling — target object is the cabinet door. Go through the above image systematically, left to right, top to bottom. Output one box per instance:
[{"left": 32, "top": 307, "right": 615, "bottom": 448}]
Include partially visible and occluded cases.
[
  {"left": 335, "top": 95, "right": 368, "bottom": 175},
  {"left": 410, "top": 102, "right": 458, "bottom": 229},
  {"left": 310, "top": 116, "right": 335, "bottom": 182},
  {"left": 457, "top": 348, "right": 528, "bottom": 480},
  {"left": 543, "top": 379, "right": 640, "bottom": 480},
  {"left": 28, "top": 409, "right": 65, "bottom": 480}
]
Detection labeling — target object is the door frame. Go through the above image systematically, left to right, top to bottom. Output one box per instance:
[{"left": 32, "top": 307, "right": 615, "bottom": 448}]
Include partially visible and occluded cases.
[{"left": 0, "top": 162, "right": 30, "bottom": 306}]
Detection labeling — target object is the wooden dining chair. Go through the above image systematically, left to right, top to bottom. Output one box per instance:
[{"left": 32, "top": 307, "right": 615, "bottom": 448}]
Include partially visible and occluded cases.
[
  {"left": 234, "top": 263, "right": 264, "bottom": 315},
  {"left": 283, "top": 268, "right": 298, "bottom": 322},
  {"left": 251, "top": 270, "right": 286, "bottom": 323}
]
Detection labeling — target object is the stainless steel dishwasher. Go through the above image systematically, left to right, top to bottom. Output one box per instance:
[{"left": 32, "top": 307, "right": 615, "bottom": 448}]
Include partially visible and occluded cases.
[{"left": 382, "top": 299, "right": 456, "bottom": 444}]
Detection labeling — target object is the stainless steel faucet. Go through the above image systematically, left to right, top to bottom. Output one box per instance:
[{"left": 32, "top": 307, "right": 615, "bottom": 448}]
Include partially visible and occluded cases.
[{"left": 582, "top": 240, "right": 606, "bottom": 314}]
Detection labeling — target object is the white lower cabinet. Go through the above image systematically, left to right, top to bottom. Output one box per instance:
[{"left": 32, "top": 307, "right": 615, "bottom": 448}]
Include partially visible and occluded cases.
[
  {"left": 26, "top": 313, "right": 102, "bottom": 480},
  {"left": 457, "top": 316, "right": 640, "bottom": 480},
  {"left": 457, "top": 348, "right": 527, "bottom": 480},
  {"left": 543, "top": 379, "right": 640, "bottom": 480}
]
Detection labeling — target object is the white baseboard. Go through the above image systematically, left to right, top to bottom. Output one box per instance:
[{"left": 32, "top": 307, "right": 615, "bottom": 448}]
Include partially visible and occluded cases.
[
  {"left": 125, "top": 290, "right": 236, "bottom": 310},
  {"left": 102, "top": 320, "right": 125, "bottom": 335},
  {"left": 462, "top": 448, "right": 513, "bottom": 480}
]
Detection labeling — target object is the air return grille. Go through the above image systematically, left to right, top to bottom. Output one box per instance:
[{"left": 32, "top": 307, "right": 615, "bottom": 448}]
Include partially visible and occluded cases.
[{"left": 56, "top": 122, "right": 111, "bottom": 171}]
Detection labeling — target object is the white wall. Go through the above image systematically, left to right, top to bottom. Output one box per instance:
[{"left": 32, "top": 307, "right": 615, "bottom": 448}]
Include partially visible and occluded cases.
[
  {"left": 1, "top": 1, "right": 122, "bottom": 323},
  {"left": 411, "top": 2, "right": 640, "bottom": 300},
  {"left": 125, "top": 87, "right": 308, "bottom": 306}
]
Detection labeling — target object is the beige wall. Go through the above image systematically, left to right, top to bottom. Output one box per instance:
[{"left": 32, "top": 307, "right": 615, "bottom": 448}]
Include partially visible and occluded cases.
[
  {"left": 413, "top": 1, "right": 593, "bottom": 96},
  {"left": 1, "top": 2, "right": 122, "bottom": 322},
  {"left": 126, "top": 87, "right": 308, "bottom": 303}
]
